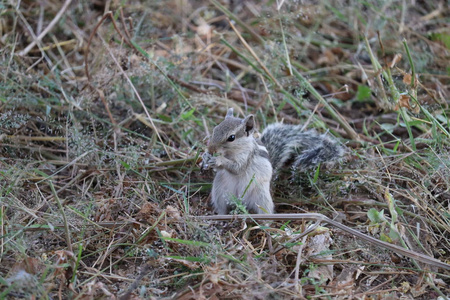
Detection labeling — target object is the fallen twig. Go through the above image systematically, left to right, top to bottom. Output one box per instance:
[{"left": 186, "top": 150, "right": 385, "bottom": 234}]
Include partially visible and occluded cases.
[
  {"left": 18, "top": 0, "right": 73, "bottom": 56},
  {"left": 196, "top": 213, "right": 450, "bottom": 270}
]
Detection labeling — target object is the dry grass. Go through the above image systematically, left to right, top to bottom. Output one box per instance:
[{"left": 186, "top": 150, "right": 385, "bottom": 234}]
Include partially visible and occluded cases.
[{"left": 0, "top": 0, "right": 449, "bottom": 299}]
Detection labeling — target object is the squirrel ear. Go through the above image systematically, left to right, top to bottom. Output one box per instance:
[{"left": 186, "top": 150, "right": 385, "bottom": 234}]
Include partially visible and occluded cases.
[
  {"left": 226, "top": 108, "right": 234, "bottom": 119},
  {"left": 243, "top": 115, "right": 254, "bottom": 135}
]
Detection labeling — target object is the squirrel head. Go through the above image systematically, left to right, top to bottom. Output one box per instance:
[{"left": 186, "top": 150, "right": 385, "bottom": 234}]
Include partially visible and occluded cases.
[{"left": 208, "top": 108, "right": 255, "bottom": 154}]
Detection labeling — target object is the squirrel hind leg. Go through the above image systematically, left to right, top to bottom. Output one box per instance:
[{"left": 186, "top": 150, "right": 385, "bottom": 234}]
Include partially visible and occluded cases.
[
  {"left": 211, "top": 196, "right": 231, "bottom": 215},
  {"left": 248, "top": 196, "right": 275, "bottom": 214},
  {"left": 214, "top": 203, "right": 231, "bottom": 215},
  {"left": 249, "top": 204, "right": 274, "bottom": 214},
  {"left": 258, "top": 205, "right": 274, "bottom": 214}
]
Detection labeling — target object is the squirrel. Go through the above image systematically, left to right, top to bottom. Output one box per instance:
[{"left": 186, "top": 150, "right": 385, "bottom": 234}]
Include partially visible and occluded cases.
[{"left": 201, "top": 108, "right": 345, "bottom": 215}]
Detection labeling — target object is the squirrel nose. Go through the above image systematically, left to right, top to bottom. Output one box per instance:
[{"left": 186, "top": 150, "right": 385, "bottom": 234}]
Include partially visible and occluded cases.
[
  {"left": 206, "top": 138, "right": 216, "bottom": 153},
  {"left": 207, "top": 145, "right": 217, "bottom": 154}
]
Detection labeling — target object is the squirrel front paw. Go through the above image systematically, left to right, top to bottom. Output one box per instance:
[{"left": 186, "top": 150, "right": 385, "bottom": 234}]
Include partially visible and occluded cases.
[{"left": 200, "top": 152, "right": 216, "bottom": 170}]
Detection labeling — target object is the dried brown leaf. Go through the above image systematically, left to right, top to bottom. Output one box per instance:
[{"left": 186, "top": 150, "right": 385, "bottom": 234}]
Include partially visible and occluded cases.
[
  {"left": 403, "top": 73, "right": 412, "bottom": 85},
  {"left": 403, "top": 73, "right": 420, "bottom": 88},
  {"left": 394, "top": 94, "right": 420, "bottom": 113},
  {"left": 398, "top": 95, "right": 411, "bottom": 109},
  {"left": 136, "top": 202, "right": 158, "bottom": 222},
  {"left": 166, "top": 205, "right": 182, "bottom": 220},
  {"left": 306, "top": 231, "right": 334, "bottom": 282},
  {"left": 54, "top": 250, "right": 75, "bottom": 265},
  {"left": 9, "top": 257, "right": 44, "bottom": 275},
  {"left": 330, "top": 266, "right": 357, "bottom": 290}
]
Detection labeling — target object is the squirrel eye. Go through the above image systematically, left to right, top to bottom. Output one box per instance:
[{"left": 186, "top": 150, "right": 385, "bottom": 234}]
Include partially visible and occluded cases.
[{"left": 227, "top": 135, "right": 235, "bottom": 142}]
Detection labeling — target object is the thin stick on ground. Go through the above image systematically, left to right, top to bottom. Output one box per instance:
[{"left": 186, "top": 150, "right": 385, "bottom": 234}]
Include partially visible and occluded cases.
[
  {"left": 18, "top": 0, "right": 73, "bottom": 56},
  {"left": 49, "top": 180, "right": 72, "bottom": 253},
  {"left": 196, "top": 213, "right": 450, "bottom": 270}
]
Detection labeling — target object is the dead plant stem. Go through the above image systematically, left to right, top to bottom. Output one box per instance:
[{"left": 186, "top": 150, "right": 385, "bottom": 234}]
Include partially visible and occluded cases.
[
  {"left": 18, "top": 0, "right": 73, "bottom": 56},
  {"left": 49, "top": 180, "right": 73, "bottom": 253},
  {"left": 196, "top": 213, "right": 450, "bottom": 270}
]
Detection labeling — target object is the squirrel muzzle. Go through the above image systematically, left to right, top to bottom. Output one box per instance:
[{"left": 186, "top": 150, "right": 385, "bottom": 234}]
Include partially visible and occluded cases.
[{"left": 207, "top": 144, "right": 217, "bottom": 154}]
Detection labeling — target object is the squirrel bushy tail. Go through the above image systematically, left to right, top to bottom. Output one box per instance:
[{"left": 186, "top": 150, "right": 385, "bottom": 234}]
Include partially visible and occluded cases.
[{"left": 260, "top": 123, "right": 344, "bottom": 170}]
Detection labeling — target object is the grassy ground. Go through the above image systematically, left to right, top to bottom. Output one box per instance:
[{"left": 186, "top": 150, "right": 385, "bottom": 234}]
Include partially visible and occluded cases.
[{"left": 1, "top": 0, "right": 449, "bottom": 299}]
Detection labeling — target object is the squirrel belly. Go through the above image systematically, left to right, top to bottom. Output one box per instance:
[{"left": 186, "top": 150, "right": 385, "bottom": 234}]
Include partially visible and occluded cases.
[{"left": 202, "top": 108, "right": 344, "bottom": 215}]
